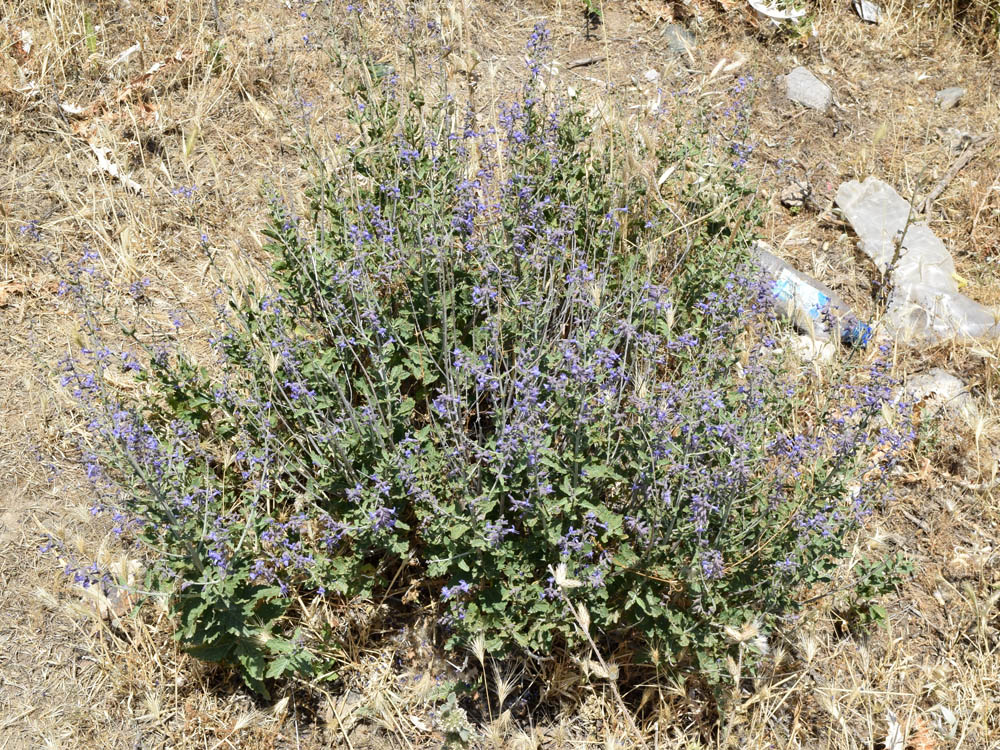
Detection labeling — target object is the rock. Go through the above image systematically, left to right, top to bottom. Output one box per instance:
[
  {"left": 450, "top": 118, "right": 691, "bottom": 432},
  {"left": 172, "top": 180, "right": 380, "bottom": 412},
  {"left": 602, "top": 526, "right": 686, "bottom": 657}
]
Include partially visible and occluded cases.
[
  {"left": 853, "top": 0, "right": 883, "bottom": 23},
  {"left": 662, "top": 24, "right": 696, "bottom": 56},
  {"left": 785, "top": 67, "right": 832, "bottom": 112},
  {"left": 935, "top": 87, "right": 965, "bottom": 110},
  {"left": 941, "top": 126, "right": 976, "bottom": 153},
  {"left": 835, "top": 177, "right": 1000, "bottom": 343},
  {"left": 780, "top": 179, "right": 812, "bottom": 208},
  {"left": 790, "top": 335, "right": 836, "bottom": 364},
  {"left": 904, "top": 369, "right": 976, "bottom": 419}
]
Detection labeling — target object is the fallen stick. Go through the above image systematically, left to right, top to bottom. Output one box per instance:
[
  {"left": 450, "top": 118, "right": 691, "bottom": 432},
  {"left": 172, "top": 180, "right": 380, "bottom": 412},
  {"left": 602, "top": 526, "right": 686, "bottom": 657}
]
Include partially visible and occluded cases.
[
  {"left": 567, "top": 55, "right": 606, "bottom": 69},
  {"left": 918, "top": 134, "right": 994, "bottom": 214},
  {"left": 935, "top": 467, "right": 1000, "bottom": 493}
]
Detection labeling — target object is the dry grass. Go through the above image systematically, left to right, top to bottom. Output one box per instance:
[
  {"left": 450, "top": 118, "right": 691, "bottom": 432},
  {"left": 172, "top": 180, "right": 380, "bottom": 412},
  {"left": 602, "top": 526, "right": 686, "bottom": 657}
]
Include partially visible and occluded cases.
[{"left": 1, "top": 0, "right": 999, "bottom": 748}]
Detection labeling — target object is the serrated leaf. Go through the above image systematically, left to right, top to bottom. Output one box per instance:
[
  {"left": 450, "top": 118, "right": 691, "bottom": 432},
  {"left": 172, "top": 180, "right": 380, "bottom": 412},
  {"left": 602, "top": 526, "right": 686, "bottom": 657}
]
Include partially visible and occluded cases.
[
  {"left": 235, "top": 644, "right": 270, "bottom": 696},
  {"left": 265, "top": 655, "right": 293, "bottom": 679}
]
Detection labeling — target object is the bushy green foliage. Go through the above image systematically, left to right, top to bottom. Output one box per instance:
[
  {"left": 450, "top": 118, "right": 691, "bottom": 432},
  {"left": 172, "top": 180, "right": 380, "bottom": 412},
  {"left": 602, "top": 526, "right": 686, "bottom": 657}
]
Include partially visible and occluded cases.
[
  {"left": 59, "top": 29, "right": 913, "bottom": 696},
  {"left": 842, "top": 552, "right": 914, "bottom": 632}
]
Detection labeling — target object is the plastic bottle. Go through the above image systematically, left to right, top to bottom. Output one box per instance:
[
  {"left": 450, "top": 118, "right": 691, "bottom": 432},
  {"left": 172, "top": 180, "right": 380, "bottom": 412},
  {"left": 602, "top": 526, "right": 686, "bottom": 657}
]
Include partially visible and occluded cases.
[{"left": 752, "top": 242, "right": 872, "bottom": 347}]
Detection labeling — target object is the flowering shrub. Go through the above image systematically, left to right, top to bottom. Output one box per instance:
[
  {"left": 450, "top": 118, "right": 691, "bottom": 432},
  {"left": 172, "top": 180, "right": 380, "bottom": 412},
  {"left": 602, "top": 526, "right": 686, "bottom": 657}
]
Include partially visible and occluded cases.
[{"left": 58, "top": 29, "right": 913, "bottom": 694}]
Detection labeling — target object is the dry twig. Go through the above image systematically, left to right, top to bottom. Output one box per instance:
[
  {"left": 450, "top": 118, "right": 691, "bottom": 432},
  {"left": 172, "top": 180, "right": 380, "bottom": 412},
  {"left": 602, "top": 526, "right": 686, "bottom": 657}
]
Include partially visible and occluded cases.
[{"left": 918, "top": 135, "right": 994, "bottom": 214}]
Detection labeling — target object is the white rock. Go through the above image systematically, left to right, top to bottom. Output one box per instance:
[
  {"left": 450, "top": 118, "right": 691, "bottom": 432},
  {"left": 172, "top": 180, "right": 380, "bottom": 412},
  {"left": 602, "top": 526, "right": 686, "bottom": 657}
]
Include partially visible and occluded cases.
[
  {"left": 785, "top": 67, "right": 832, "bottom": 112},
  {"left": 935, "top": 87, "right": 965, "bottom": 110},
  {"left": 790, "top": 335, "right": 836, "bottom": 363},
  {"left": 903, "top": 368, "right": 976, "bottom": 420}
]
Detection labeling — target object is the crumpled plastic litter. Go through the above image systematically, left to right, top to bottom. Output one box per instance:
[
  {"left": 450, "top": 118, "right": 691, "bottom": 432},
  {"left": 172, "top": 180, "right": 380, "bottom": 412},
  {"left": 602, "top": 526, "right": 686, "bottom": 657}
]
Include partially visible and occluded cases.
[{"left": 835, "top": 177, "right": 1000, "bottom": 343}]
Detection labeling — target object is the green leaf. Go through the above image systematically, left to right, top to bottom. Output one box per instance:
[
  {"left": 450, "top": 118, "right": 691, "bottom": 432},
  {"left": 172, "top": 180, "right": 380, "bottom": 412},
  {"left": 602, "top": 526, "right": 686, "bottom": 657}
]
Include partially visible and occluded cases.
[
  {"left": 397, "top": 397, "right": 415, "bottom": 418},
  {"left": 186, "top": 641, "right": 234, "bottom": 662},
  {"left": 234, "top": 644, "right": 270, "bottom": 697}
]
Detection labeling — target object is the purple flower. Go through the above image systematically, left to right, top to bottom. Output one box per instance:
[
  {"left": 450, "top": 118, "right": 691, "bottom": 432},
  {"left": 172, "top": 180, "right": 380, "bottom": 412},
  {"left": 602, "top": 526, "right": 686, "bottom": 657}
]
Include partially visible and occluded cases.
[
  {"left": 19, "top": 219, "right": 41, "bottom": 241},
  {"left": 369, "top": 506, "right": 397, "bottom": 532},
  {"left": 700, "top": 549, "right": 724, "bottom": 580}
]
